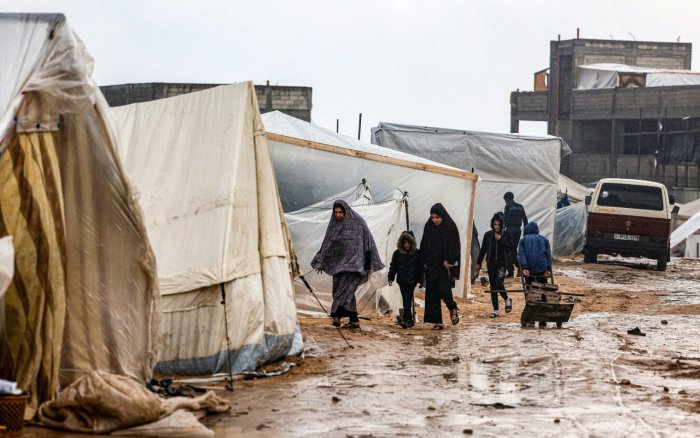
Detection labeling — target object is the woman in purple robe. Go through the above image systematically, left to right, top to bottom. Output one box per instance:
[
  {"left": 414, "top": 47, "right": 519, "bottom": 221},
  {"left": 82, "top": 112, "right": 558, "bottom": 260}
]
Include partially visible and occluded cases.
[{"left": 312, "top": 200, "right": 384, "bottom": 329}]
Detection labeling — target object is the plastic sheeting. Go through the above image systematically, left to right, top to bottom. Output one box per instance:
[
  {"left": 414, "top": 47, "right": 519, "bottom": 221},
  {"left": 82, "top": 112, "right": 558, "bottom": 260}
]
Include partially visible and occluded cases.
[
  {"left": 0, "top": 13, "right": 159, "bottom": 418},
  {"left": 578, "top": 63, "right": 700, "bottom": 90},
  {"left": 111, "top": 83, "right": 300, "bottom": 375},
  {"left": 263, "top": 111, "right": 477, "bottom": 298},
  {"left": 371, "top": 122, "right": 567, "bottom": 243},
  {"left": 558, "top": 174, "right": 593, "bottom": 204},
  {"left": 286, "top": 191, "right": 404, "bottom": 317},
  {"left": 677, "top": 198, "right": 700, "bottom": 220},
  {"left": 553, "top": 203, "right": 588, "bottom": 256},
  {"left": 671, "top": 209, "right": 700, "bottom": 249},
  {"left": 684, "top": 234, "right": 700, "bottom": 258}
]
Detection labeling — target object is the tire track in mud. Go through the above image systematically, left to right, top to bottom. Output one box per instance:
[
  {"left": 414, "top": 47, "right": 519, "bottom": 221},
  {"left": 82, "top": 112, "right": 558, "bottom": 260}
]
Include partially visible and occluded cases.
[{"left": 593, "top": 325, "right": 662, "bottom": 438}]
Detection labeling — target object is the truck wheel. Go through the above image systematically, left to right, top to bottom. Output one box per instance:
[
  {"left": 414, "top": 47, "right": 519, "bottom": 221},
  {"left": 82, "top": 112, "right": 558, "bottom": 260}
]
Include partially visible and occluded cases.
[
  {"left": 584, "top": 252, "right": 597, "bottom": 264},
  {"left": 656, "top": 259, "right": 667, "bottom": 272}
]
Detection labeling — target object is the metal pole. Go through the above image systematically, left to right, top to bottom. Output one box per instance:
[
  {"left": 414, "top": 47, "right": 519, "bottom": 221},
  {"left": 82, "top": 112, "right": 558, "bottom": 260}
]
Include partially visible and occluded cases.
[
  {"left": 637, "top": 109, "right": 642, "bottom": 178},
  {"left": 357, "top": 113, "right": 362, "bottom": 140},
  {"left": 336, "top": 119, "right": 339, "bottom": 133},
  {"left": 403, "top": 192, "right": 410, "bottom": 230},
  {"left": 219, "top": 283, "right": 235, "bottom": 391}
]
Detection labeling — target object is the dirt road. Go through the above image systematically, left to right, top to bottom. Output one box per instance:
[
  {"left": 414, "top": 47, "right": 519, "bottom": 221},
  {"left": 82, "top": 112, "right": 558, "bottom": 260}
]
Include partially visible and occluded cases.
[{"left": 206, "top": 257, "right": 700, "bottom": 437}]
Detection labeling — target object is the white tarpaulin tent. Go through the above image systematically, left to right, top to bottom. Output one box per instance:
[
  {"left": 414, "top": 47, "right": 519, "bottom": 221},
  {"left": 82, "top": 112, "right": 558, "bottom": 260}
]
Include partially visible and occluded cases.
[
  {"left": 0, "top": 13, "right": 159, "bottom": 418},
  {"left": 578, "top": 63, "right": 700, "bottom": 90},
  {"left": 111, "top": 83, "right": 301, "bottom": 375},
  {"left": 263, "top": 111, "right": 478, "bottom": 298},
  {"left": 371, "top": 123, "right": 567, "bottom": 243},
  {"left": 285, "top": 187, "right": 404, "bottom": 316}
]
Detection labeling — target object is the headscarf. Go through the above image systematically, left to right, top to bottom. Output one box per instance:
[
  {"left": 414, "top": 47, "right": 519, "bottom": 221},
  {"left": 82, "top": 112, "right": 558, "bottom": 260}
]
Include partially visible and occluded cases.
[
  {"left": 311, "top": 200, "right": 384, "bottom": 276},
  {"left": 420, "top": 203, "right": 461, "bottom": 278}
]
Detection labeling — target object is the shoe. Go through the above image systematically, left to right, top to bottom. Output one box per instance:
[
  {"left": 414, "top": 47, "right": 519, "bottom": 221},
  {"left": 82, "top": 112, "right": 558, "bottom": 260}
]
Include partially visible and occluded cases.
[
  {"left": 505, "top": 298, "right": 512, "bottom": 313},
  {"left": 450, "top": 309, "right": 460, "bottom": 325},
  {"left": 489, "top": 311, "right": 500, "bottom": 318},
  {"left": 331, "top": 317, "right": 341, "bottom": 327},
  {"left": 343, "top": 321, "right": 360, "bottom": 330},
  {"left": 405, "top": 321, "right": 415, "bottom": 329},
  {"left": 538, "top": 322, "right": 547, "bottom": 329},
  {"left": 431, "top": 323, "right": 445, "bottom": 330},
  {"left": 627, "top": 327, "right": 646, "bottom": 336}
]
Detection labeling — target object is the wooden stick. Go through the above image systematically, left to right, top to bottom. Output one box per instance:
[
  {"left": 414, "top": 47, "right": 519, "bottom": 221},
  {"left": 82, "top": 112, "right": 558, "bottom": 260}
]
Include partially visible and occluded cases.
[{"left": 266, "top": 133, "right": 478, "bottom": 181}]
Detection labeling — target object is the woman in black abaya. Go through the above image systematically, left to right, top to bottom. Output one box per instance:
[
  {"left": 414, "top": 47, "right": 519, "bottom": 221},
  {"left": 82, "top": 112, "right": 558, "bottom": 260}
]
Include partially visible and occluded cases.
[{"left": 420, "top": 203, "right": 461, "bottom": 330}]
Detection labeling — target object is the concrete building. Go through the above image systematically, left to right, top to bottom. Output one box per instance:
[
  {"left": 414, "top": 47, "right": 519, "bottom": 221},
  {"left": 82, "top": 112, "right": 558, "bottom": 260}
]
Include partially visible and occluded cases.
[
  {"left": 511, "top": 37, "right": 700, "bottom": 202},
  {"left": 101, "top": 82, "right": 312, "bottom": 122}
]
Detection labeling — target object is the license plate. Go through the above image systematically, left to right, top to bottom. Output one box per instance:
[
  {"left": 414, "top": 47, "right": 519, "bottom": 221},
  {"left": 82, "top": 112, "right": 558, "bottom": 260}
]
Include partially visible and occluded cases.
[{"left": 614, "top": 233, "right": 640, "bottom": 241}]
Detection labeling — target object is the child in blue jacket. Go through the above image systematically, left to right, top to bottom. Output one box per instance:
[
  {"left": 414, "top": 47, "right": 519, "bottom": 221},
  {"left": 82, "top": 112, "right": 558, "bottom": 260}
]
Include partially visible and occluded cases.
[{"left": 517, "top": 222, "right": 553, "bottom": 327}]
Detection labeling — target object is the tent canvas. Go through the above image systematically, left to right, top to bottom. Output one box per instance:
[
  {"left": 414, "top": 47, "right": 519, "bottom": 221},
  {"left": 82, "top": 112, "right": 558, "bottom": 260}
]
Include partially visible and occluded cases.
[
  {"left": 0, "top": 13, "right": 159, "bottom": 418},
  {"left": 578, "top": 63, "right": 700, "bottom": 90},
  {"left": 111, "top": 83, "right": 300, "bottom": 376},
  {"left": 262, "top": 111, "right": 478, "bottom": 298},
  {"left": 371, "top": 122, "right": 567, "bottom": 244},
  {"left": 285, "top": 186, "right": 404, "bottom": 317}
]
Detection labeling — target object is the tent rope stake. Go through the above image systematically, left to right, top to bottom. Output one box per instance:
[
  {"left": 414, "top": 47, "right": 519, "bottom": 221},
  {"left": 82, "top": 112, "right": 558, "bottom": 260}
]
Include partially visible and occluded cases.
[
  {"left": 299, "top": 275, "right": 354, "bottom": 349},
  {"left": 219, "top": 283, "right": 235, "bottom": 391}
]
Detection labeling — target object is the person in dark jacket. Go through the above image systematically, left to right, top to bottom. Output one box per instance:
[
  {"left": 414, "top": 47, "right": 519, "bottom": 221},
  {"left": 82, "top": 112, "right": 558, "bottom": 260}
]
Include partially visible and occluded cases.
[
  {"left": 503, "top": 192, "right": 528, "bottom": 277},
  {"left": 312, "top": 200, "right": 384, "bottom": 329},
  {"left": 420, "top": 203, "right": 461, "bottom": 330},
  {"left": 476, "top": 214, "right": 514, "bottom": 318},
  {"left": 517, "top": 221, "right": 553, "bottom": 328},
  {"left": 388, "top": 231, "right": 424, "bottom": 328}
]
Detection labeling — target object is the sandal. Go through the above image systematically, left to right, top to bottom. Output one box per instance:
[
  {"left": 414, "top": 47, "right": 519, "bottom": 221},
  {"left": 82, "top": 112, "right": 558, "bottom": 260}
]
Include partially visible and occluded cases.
[
  {"left": 505, "top": 298, "right": 512, "bottom": 314},
  {"left": 450, "top": 309, "right": 460, "bottom": 325},
  {"left": 489, "top": 312, "right": 499, "bottom": 318},
  {"left": 331, "top": 317, "right": 341, "bottom": 328},
  {"left": 431, "top": 323, "right": 445, "bottom": 330}
]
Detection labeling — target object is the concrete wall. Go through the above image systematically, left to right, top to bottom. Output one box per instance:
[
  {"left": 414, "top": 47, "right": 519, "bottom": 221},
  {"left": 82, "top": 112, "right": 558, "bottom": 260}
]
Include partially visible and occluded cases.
[{"left": 100, "top": 82, "right": 313, "bottom": 122}]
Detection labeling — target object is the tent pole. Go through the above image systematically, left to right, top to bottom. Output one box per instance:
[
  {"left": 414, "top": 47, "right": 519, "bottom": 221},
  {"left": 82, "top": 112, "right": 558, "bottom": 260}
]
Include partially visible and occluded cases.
[
  {"left": 357, "top": 113, "right": 362, "bottom": 140},
  {"left": 463, "top": 177, "right": 478, "bottom": 299},
  {"left": 403, "top": 191, "right": 410, "bottom": 230},
  {"left": 219, "top": 283, "right": 235, "bottom": 391}
]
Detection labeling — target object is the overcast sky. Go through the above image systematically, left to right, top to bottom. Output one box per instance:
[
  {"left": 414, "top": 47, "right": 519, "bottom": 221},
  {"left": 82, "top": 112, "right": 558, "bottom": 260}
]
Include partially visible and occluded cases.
[{"left": 6, "top": 1, "right": 700, "bottom": 140}]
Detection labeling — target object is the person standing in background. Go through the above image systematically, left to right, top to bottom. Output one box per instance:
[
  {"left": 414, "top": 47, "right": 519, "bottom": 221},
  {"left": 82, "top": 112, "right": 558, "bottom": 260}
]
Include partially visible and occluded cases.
[{"left": 503, "top": 192, "right": 528, "bottom": 278}]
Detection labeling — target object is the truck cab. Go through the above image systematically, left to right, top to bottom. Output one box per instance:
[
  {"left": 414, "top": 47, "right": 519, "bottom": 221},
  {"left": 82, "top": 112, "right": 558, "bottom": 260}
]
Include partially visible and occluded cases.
[{"left": 583, "top": 178, "right": 679, "bottom": 271}]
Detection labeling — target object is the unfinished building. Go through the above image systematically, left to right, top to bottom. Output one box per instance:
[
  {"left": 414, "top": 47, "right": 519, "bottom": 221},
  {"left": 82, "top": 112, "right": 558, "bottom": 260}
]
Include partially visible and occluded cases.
[{"left": 511, "top": 37, "right": 700, "bottom": 202}]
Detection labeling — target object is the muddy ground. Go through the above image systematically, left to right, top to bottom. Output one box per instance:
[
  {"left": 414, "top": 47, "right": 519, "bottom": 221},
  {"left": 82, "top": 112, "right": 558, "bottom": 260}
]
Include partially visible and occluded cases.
[
  {"left": 206, "top": 256, "right": 700, "bottom": 437},
  {"left": 25, "top": 257, "right": 700, "bottom": 437}
]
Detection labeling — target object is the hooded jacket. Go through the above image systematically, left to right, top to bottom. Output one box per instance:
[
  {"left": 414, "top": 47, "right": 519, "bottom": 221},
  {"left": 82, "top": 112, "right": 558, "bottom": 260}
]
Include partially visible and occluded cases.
[
  {"left": 504, "top": 199, "right": 528, "bottom": 231},
  {"left": 476, "top": 216, "right": 513, "bottom": 268},
  {"left": 517, "top": 222, "right": 552, "bottom": 274},
  {"left": 388, "top": 232, "right": 424, "bottom": 285}
]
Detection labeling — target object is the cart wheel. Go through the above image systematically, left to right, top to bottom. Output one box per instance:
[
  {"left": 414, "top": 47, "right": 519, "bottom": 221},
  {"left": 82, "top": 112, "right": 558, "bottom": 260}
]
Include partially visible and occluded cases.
[{"left": 556, "top": 321, "right": 563, "bottom": 328}]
